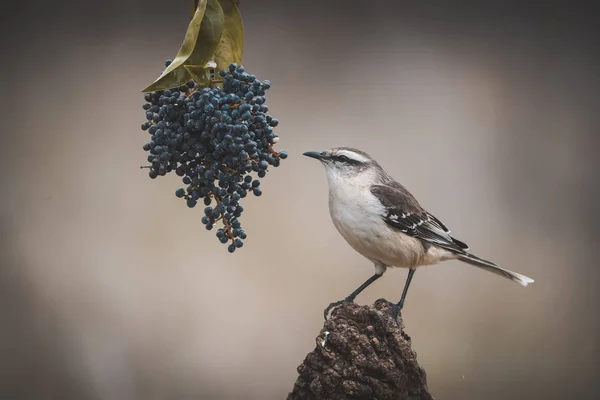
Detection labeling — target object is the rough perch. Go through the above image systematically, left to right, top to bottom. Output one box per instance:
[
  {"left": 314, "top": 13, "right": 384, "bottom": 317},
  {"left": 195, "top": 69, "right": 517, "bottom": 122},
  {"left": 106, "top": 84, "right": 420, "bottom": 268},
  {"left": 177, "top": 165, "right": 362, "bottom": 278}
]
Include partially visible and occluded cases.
[{"left": 287, "top": 299, "right": 433, "bottom": 400}]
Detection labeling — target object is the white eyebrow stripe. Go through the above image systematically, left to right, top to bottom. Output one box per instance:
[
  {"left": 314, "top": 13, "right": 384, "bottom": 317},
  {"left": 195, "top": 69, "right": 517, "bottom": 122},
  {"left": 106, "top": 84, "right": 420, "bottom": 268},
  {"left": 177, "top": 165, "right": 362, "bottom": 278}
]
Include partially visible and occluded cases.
[{"left": 335, "top": 150, "right": 370, "bottom": 163}]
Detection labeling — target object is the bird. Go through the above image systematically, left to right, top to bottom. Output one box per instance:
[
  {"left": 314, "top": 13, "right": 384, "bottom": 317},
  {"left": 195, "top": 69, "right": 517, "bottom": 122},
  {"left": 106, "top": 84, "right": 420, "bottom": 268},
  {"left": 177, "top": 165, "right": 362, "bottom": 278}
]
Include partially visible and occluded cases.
[{"left": 303, "top": 147, "right": 535, "bottom": 320}]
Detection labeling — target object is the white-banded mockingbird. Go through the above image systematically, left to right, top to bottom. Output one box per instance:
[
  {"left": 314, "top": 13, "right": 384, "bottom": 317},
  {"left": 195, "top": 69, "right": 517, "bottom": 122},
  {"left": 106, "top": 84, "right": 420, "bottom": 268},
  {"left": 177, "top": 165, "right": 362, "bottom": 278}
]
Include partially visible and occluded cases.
[{"left": 303, "top": 147, "right": 535, "bottom": 320}]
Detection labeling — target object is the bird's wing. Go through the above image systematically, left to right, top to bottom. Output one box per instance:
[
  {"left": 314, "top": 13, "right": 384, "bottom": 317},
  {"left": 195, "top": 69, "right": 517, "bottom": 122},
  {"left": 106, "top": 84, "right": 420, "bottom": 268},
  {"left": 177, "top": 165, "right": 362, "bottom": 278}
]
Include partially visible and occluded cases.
[{"left": 370, "top": 182, "right": 469, "bottom": 253}]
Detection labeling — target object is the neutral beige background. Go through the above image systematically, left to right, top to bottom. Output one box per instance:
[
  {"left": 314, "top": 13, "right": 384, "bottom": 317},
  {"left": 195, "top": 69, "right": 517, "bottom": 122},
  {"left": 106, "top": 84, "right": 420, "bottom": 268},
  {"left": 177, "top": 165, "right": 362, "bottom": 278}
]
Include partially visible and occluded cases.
[{"left": 1, "top": 1, "right": 598, "bottom": 399}]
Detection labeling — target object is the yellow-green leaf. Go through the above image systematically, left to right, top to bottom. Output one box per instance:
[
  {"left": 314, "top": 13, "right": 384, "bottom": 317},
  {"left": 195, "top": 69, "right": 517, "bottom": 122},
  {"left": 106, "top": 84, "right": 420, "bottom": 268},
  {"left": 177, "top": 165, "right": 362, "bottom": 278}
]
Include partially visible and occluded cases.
[
  {"left": 142, "top": 0, "right": 208, "bottom": 92},
  {"left": 143, "top": 0, "right": 225, "bottom": 92},
  {"left": 189, "top": 0, "right": 225, "bottom": 66},
  {"left": 191, "top": 0, "right": 200, "bottom": 17},
  {"left": 214, "top": 0, "right": 244, "bottom": 71},
  {"left": 217, "top": 0, "right": 239, "bottom": 14},
  {"left": 184, "top": 64, "right": 212, "bottom": 86},
  {"left": 148, "top": 66, "right": 194, "bottom": 92}
]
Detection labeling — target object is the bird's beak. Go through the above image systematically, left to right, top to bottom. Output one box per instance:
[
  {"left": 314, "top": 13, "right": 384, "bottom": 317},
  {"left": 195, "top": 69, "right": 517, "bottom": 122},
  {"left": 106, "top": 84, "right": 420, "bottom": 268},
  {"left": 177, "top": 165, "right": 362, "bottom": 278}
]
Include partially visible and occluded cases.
[{"left": 303, "top": 151, "right": 325, "bottom": 160}]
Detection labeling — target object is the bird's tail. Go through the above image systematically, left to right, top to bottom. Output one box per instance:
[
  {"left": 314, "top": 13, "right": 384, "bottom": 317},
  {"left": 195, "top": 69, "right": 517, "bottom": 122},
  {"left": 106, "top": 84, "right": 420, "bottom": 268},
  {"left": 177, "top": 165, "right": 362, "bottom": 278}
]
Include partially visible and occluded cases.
[{"left": 456, "top": 252, "right": 535, "bottom": 287}]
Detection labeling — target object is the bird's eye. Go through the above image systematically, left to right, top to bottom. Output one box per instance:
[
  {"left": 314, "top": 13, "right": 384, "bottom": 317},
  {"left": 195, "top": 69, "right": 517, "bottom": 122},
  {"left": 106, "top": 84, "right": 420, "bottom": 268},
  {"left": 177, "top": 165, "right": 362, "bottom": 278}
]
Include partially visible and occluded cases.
[{"left": 337, "top": 155, "right": 350, "bottom": 162}]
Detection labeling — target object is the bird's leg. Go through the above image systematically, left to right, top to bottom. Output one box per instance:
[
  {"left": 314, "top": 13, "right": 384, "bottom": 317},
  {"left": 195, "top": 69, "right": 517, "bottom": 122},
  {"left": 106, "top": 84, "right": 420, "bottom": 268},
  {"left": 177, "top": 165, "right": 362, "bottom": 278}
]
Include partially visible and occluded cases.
[
  {"left": 390, "top": 268, "right": 416, "bottom": 322},
  {"left": 323, "top": 273, "right": 383, "bottom": 320}
]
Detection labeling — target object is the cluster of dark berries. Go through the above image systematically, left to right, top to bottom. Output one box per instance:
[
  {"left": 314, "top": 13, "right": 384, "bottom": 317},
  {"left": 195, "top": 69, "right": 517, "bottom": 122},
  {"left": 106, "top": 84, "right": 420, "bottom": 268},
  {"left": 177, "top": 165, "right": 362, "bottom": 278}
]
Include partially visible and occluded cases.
[{"left": 141, "top": 61, "right": 287, "bottom": 252}]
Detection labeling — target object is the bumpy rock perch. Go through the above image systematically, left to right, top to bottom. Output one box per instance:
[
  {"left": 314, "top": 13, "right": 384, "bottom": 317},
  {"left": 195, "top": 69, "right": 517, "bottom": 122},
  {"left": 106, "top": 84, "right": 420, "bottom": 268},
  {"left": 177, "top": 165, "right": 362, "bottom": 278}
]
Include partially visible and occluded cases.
[{"left": 287, "top": 299, "right": 433, "bottom": 400}]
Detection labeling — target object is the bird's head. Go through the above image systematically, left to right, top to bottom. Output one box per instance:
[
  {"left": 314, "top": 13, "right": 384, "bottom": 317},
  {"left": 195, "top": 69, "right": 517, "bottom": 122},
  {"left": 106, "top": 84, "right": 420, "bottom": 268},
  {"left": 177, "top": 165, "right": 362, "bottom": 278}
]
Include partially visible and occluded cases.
[{"left": 303, "top": 147, "right": 384, "bottom": 185}]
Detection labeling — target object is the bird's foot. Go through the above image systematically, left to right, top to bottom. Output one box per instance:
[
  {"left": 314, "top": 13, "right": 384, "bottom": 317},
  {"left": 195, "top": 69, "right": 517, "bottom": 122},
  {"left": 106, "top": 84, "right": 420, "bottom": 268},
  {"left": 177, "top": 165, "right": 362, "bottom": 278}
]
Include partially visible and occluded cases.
[
  {"left": 323, "top": 297, "right": 354, "bottom": 320},
  {"left": 389, "top": 303, "right": 403, "bottom": 325}
]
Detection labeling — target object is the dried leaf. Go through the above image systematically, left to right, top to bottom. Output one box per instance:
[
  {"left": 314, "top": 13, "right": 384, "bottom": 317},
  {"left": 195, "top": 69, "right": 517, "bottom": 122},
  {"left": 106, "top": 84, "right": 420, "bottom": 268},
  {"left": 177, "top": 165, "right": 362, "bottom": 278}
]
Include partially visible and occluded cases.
[
  {"left": 142, "top": 0, "right": 225, "bottom": 92},
  {"left": 142, "top": 0, "right": 208, "bottom": 92},
  {"left": 189, "top": 0, "right": 224, "bottom": 66},
  {"left": 191, "top": 0, "right": 200, "bottom": 17},
  {"left": 214, "top": 0, "right": 244, "bottom": 71},
  {"left": 184, "top": 65, "right": 212, "bottom": 86},
  {"left": 148, "top": 66, "right": 194, "bottom": 92}
]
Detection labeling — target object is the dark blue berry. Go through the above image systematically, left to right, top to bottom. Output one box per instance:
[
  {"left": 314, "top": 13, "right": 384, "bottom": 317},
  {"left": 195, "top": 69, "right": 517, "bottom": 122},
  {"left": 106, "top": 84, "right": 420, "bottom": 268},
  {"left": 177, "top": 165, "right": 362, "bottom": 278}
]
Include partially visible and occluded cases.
[{"left": 140, "top": 62, "right": 287, "bottom": 252}]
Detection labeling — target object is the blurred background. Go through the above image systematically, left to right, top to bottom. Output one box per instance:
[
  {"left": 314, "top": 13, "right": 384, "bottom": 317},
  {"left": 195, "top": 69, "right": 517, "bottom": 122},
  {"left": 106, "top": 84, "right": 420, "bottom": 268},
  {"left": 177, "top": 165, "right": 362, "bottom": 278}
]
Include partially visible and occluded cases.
[{"left": 1, "top": 1, "right": 598, "bottom": 399}]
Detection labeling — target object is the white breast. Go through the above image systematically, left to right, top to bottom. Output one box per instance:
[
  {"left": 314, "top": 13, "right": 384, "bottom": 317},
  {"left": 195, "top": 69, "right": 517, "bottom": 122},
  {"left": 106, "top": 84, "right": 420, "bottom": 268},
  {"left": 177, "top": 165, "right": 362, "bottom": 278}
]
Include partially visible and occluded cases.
[{"left": 326, "top": 172, "right": 449, "bottom": 268}]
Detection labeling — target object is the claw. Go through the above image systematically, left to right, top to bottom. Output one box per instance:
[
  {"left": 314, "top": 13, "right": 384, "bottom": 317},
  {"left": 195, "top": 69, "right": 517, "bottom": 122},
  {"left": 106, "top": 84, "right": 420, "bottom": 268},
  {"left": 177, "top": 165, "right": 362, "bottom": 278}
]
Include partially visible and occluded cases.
[
  {"left": 323, "top": 297, "right": 353, "bottom": 320},
  {"left": 389, "top": 303, "right": 402, "bottom": 325}
]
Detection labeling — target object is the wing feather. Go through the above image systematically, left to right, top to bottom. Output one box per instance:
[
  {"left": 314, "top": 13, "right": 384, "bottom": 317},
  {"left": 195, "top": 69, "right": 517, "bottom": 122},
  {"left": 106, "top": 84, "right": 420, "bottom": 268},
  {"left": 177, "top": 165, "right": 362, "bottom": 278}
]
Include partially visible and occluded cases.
[{"left": 370, "top": 182, "right": 469, "bottom": 253}]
